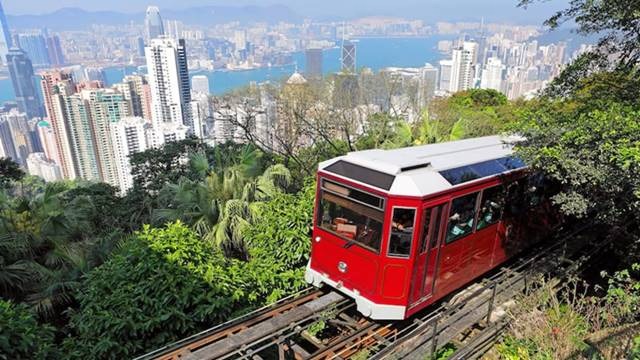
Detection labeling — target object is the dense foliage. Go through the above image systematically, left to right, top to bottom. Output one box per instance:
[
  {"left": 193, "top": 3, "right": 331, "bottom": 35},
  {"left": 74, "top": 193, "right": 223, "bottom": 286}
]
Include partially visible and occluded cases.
[
  {"left": 0, "top": 157, "right": 24, "bottom": 189},
  {"left": 63, "top": 181, "right": 315, "bottom": 358},
  {"left": 63, "top": 222, "right": 255, "bottom": 358},
  {"left": 0, "top": 299, "right": 58, "bottom": 359}
]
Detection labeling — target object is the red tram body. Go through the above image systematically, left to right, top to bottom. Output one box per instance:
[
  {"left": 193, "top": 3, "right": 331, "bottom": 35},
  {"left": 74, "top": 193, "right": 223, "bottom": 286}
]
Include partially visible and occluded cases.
[{"left": 305, "top": 136, "right": 549, "bottom": 320}]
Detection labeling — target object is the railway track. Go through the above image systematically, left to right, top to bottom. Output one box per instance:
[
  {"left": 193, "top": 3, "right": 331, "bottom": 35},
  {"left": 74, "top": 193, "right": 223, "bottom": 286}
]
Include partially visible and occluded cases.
[{"left": 139, "top": 224, "right": 603, "bottom": 360}]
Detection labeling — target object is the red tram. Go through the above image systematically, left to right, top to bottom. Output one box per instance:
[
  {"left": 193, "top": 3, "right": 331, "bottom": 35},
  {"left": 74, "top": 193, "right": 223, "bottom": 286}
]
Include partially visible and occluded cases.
[{"left": 305, "top": 136, "right": 553, "bottom": 320}]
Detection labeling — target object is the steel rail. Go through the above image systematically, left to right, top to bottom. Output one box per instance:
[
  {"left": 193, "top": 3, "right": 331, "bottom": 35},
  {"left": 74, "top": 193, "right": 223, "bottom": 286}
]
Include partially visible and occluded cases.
[{"left": 143, "top": 224, "right": 598, "bottom": 360}]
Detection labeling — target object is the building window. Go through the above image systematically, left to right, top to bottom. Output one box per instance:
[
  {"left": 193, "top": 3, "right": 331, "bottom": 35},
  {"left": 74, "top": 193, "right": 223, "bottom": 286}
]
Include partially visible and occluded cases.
[
  {"left": 477, "top": 186, "right": 505, "bottom": 231},
  {"left": 446, "top": 192, "right": 479, "bottom": 243},
  {"left": 388, "top": 208, "right": 416, "bottom": 258}
]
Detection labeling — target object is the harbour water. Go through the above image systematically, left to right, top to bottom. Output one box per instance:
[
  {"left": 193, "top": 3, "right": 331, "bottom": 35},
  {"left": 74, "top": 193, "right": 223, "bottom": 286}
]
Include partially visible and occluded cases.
[{"left": 0, "top": 37, "right": 450, "bottom": 103}]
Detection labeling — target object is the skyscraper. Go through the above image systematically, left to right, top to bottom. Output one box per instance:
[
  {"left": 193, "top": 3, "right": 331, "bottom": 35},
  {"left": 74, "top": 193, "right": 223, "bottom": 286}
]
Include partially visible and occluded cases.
[
  {"left": 0, "top": 0, "right": 12, "bottom": 65},
  {"left": 144, "top": 6, "right": 165, "bottom": 41},
  {"left": 16, "top": 32, "right": 50, "bottom": 67},
  {"left": 46, "top": 35, "right": 65, "bottom": 66},
  {"left": 145, "top": 37, "right": 194, "bottom": 136},
  {"left": 341, "top": 40, "right": 356, "bottom": 74},
  {"left": 439, "top": 42, "right": 476, "bottom": 93},
  {"left": 6, "top": 48, "right": 41, "bottom": 119},
  {"left": 305, "top": 48, "right": 323, "bottom": 80},
  {"left": 480, "top": 57, "right": 505, "bottom": 92},
  {"left": 438, "top": 59, "right": 453, "bottom": 92},
  {"left": 40, "top": 70, "right": 77, "bottom": 179},
  {"left": 114, "top": 74, "right": 151, "bottom": 120},
  {"left": 191, "top": 75, "right": 210, "bottom": 95},
  {"left": 63, "top": 89, "right": 101, "bottom": 181},
  {"left": 83, "top": 89, "right": 130, "bottom": 186},
  {"left": 0, "top": 110, "right": 39, "bottom": 165},
  {"left": 0, "top": 115, "right": 16, "bottom": 161},
  {"left": 110, "top": 117, "right": 148, "bottom": 192},
  {"left": 36, "top": 120, "right": 59, "bottom": 164}
]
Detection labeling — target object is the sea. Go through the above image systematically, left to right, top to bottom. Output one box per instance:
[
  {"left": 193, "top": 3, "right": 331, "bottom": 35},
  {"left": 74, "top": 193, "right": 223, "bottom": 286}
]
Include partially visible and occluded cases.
[{"left": 0, "top": 37, "right": 450, "bottom": 103}]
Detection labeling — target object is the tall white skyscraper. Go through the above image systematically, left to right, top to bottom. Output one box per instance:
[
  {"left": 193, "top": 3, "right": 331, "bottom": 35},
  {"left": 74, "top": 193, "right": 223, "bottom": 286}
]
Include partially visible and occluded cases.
[
  {"left": 145, "top": 6, "right": 165, "bottom": 41},
  {"left": 145, "top": 37, "right": 195, "bottom": 137},
  {"left": 440, "top": 42, "right": 477, "bottom": 93},
  {"left": 480, "top": 57, "right": 505, "bottom": 92},
  {"left": 110, "top": 117, "right": 149, "bottom": 192}
]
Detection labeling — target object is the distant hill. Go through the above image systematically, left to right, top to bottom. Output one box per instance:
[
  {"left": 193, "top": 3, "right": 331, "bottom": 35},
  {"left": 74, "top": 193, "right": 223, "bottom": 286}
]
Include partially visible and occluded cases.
[{"left": 6, "top": 5, "right": 302, "bottom": 31}]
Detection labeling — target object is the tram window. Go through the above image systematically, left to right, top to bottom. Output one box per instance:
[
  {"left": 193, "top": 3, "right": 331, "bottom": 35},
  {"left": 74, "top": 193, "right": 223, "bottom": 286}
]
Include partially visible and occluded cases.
[
  {"left": 526, "top": 173, "right": 546, "bottom": 207},
  {"left": 504, "top": 180, "right": 526, "bottom": 218},
  {"left": 477, "top": 186, "right": 505, "bottom": 230},
  {"left": 318, "top": 191, "right": 384, "bottom": 253},
  {"left": 446, "top": 192, "right": 479, "bottom": 243},
  {"left": 430, "top": 206, "right": 444, "bottom": 249},
  {"left": 388, "top": 208, "right": 416, "bottom": 258},
  {"left": 419, "top": 209, "right": 431, "bottom": 254}
]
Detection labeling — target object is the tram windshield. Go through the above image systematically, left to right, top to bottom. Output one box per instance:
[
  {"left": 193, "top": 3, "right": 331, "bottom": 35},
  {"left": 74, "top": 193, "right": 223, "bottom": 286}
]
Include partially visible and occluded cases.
[{"left": 317, "top": 181, "right": 385, "bottom": 253}]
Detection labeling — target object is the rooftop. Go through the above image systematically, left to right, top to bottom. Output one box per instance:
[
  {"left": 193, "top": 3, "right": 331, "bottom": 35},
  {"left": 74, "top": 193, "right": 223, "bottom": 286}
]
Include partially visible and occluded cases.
[{"left": 319, "top": 136, "right": 523, "bottom": 197}]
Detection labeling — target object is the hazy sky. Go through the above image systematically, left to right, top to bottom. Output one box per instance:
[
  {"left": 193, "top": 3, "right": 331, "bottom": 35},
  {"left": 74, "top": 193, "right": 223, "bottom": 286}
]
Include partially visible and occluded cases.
[{"left": 3, "top": 0, "right": 568, "bottom": 23}]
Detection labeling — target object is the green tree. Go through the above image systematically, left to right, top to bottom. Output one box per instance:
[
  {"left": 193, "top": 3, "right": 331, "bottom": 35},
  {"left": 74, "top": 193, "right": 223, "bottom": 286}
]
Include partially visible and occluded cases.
[
  {"left": 515, "top": 102, "right": 640, "bottom": 258},
  {"left": 0, "top": 157, "right": 24, "bottom": 189},
  {"left": 154, "top": 159, "right": 292, "bottom": 258},
  {"left": 63, "top": 219, "right": 309, "bottom": 359},
  {"left": 0, "top": 299, "right": 58, "bottom": 359}
]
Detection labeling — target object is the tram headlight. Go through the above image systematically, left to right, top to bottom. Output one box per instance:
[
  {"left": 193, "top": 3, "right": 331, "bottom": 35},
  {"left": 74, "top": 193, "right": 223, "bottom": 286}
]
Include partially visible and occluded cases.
[{"left": 338, "top": 261, "right": 348, "bottom": 273}]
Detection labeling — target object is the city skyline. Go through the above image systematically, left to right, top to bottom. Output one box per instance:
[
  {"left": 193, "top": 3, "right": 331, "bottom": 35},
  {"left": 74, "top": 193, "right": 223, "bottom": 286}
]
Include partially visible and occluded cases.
[
  {"left": 0, "top": 0, "right": 591, "bottom": 192},
  {"left": 3, "top": 0, "right": 569, "bottom": 24}
]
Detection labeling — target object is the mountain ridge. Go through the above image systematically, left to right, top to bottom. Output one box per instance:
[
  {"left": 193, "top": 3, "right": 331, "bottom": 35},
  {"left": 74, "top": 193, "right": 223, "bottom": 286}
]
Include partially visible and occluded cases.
[{"left": 6, "top": 5, "right": 303, "bottom": 30}]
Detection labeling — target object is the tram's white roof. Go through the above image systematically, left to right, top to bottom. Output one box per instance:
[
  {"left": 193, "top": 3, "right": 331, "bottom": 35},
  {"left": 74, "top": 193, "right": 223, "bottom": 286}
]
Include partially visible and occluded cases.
[{"left": 318, "top": 135, "right": 522, "bottom": 197}]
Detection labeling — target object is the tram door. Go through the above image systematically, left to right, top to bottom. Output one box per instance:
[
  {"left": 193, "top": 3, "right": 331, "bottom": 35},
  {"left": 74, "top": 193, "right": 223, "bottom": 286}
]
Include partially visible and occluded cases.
[{"left": 409, "top": 202, "right": 448, "bottom": 305}]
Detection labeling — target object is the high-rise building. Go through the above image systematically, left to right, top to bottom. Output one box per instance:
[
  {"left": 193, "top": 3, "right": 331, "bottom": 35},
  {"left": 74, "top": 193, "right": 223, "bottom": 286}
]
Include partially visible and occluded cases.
[
  {"left": 0, "top": 0, "right": 12, "bottom": 65},
  {"left": 145, "top": 6, "right": 165, "bottom": 41},
  {"left": 165, "top": 20, "right": 183, "bottom": 40},
  {"left": 234, "top": 30, "right": 247, "bottom": 51},
  {"left": 16, "top": 32, "right": 50, "bottom": 67},
  {"left": 45, "top": 35, "right": 65, "bottom": 66},
  {"left": 136, "top": 37, "right": 145, "bottom": 57},
  {"left": 145, "top": 37, "right": 194, "bottom": 136},
  {"left": 341, "top": 40, "right": 356, "bottom": 74},
  {"left": 440, "top": 42, "right": 476, "bottom": 93},
  {"left": 6, "top": 48, "right": 41, "bottom": 119},
  {"left": 305, "top": 48, "right": 323, "bottom": 80},
  {"left": 480, "top": 57, "right": 505, "bottom": 92},
  {"left": 439, "top": 60, "right": 453, "bottom": 92},
  {"left": 83, "top": 67, "right": 106, "bottom": 84},
  {"left": 40, "top": 70, "right": 77, "bottom": 179},
  {"left": 114, "top": 74, "right": 151, "bottom": 120},
  {"left": 191, "top": 75, "right": 210, "bottom": 95},
  {"left": 63, "top": 89, "right": 101, "bottom": 181},
  {"left": 83, "top": 89, "right": 130, "bottom": 186},
  {"left": 213, "top": 107, "right": 238, "bottom": 145},
  {"left": 0, "top": 110, "right": 39, "bottom": 165},
  {"left": 0, "top": 115, "right": 16, "bottom": 161},
  {"left": 110, "top": 117, "right": 148, "bottom": 192},
  {"left": 36, "top": 120, "right": 59, "bottom": 164},
  {"left": 147, "top": 121, "right": 188, "bottom": 148},
  {"left": 26, "top": 152, "right": 62, "bottom": 182}
]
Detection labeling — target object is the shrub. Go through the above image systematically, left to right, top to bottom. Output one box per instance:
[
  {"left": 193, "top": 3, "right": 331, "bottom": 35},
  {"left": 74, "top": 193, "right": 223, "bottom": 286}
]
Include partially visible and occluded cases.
[{"left": 0, "top": 299, "right": 58, "bottom": 359}]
